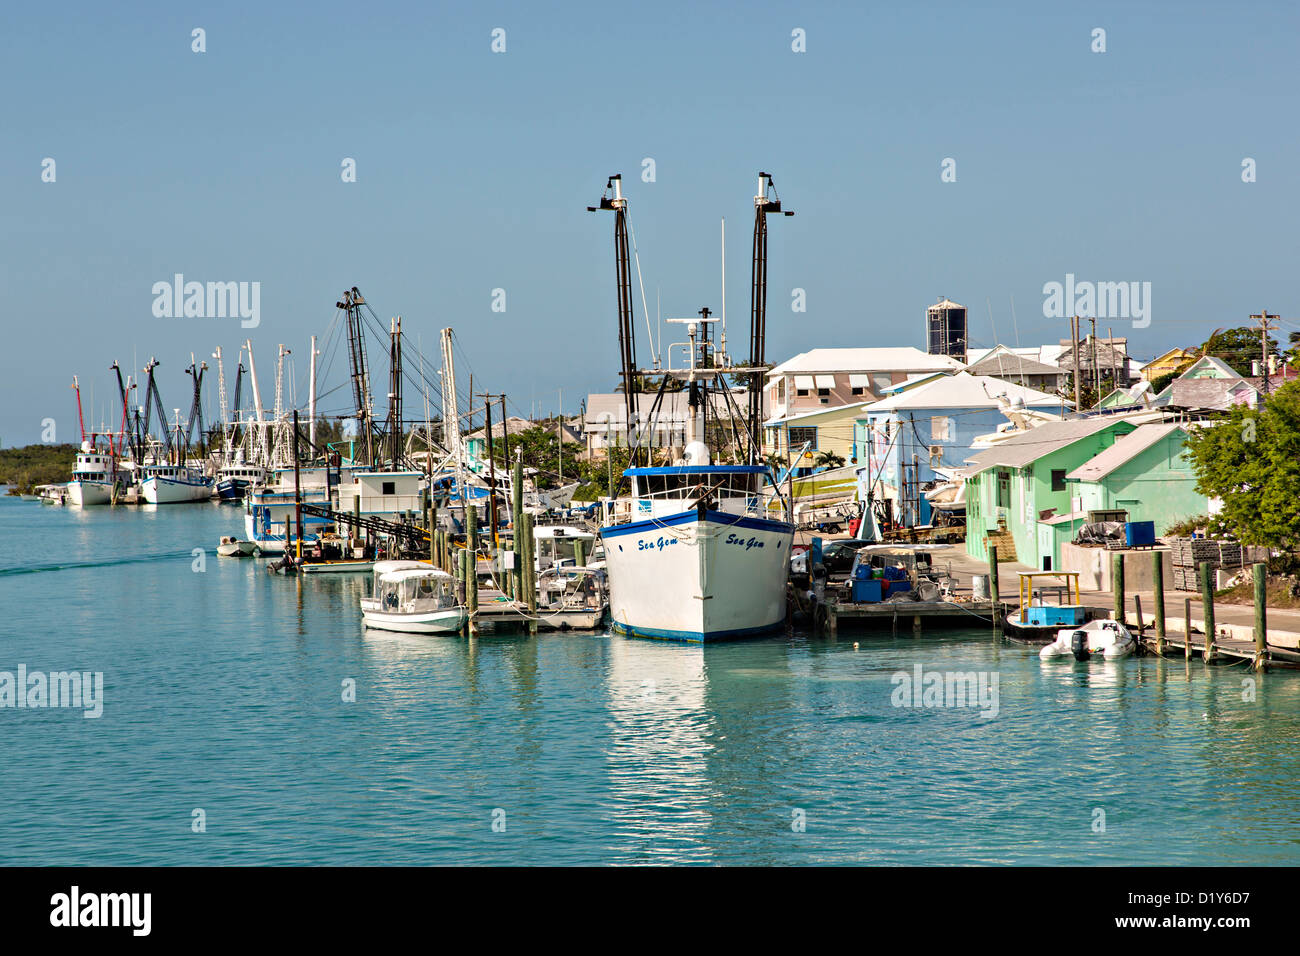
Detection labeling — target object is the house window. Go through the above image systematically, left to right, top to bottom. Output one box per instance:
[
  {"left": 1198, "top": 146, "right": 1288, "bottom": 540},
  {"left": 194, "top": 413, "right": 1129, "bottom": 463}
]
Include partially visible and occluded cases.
[
  {"left": 851, "top": 386, "right": 864, "bottom": 396},
  {"left": 796, "top": 388, "right": 809, "bottom": 397},
  {"left": 930, "top": 416, "right": 951, "bottom": 441},
  {"left": 788, "top": 426, "right": 818, "bottom": 450},
  {"left": 1051, "top": 469, "right": 1067, "bottom": 492},
  {"left": 382, "top": 480, "right": 396, "bottom": 495}
]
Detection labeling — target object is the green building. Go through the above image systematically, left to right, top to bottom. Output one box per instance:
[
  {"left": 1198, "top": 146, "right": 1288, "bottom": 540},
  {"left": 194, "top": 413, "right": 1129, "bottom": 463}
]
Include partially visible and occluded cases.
[
  {"left": 964, "top": 417, "right": 1208, "bottom": 570},
  {"left": 963, "top": 418, "right": 1138, "bottom": 569}
]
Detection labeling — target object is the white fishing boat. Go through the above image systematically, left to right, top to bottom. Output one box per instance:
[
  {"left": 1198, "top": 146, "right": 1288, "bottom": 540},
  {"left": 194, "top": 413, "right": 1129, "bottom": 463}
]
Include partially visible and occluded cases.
[
  {"left": 587, "top": 171, "right": 796, "bottom": 642},
  {"left": 67, "top": 443, "right": 119, "bottom": 506},
  {"left": 602, "top": 454, "right": 793, "bottom": 642},
  {"left": 140, "top": 464, "right": 213, "bottom": 504},
  {"left": 360, "top": 561, "right": 467, "bottom": 634},
  {"left": 1040, "top": 619, "right": 1136, "bottom": 661}
]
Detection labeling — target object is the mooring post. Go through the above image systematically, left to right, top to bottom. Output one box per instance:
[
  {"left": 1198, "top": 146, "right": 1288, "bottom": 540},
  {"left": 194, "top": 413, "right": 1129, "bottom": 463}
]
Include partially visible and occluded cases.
[
  {"left": 467, "top": 503, "right": 479, "bottom": 562},
  {"left": 427, "top": 505, "right": 436, "bottom": 565},
  {"left": 522, "top": 512, "right": 538, "bottom": 635},
  {"left": 574, "top": 538, "right": 586, "bottom": 569},
  {"left": 988, "top": 545, "right": 1000, "bottom": 636},
  {"left": 463, "top": 548, "right": 478, "bottom": 634},
  {"left": 1153, "top": 551, "right": 1165, "bottom": 654},
  {"left": 1112, "top": 552, "right": 1125, "bottom": 625},
  {"left": 1200, "top": 561, "right": 1216, "bottom": 662},
  {"left": 1253, "top": 562, "right": 1267, "bottom": 670},
  {"left": 1134, "top": 595, "right": 1144, "bottom": 637},
  {"left": 1184, "top": 597, "right": 1192, "bottom": 660},
  {"left": 912, "top": 614, "right": 922, "bottom": 639}
]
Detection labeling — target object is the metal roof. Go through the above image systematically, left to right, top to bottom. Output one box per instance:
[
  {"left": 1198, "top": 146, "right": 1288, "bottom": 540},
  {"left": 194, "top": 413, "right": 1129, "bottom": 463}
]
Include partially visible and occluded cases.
[
  {"left": 767, "top": 348, "right": 963, "bottom": 377},
  {"left": 862, "top": 372, "right": 1063, "bottom": 412},
  {"left": 962, "top": 417, "right": 1130, "bottom": 473},
  {"left": 1064, "top": 423, "right": 1183, "bottom": 482}
]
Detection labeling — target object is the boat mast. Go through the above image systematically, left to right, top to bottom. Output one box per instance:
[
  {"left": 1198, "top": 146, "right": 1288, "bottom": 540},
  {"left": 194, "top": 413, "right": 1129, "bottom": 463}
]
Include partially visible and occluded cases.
[
  {"left": 748, "top": 172, "right": 793, "bottom": 464},
  {"left": 588, "top": 174, "right": 639, "bottom": 463},
  {"left": 338, "top": 287, "right": 375, "bottom": 468},
  {"left": 386, "top": 317, "right": 403, "bottom": 469},
  {"left": 440, "top": 327, "right": 461, "bottom": 483},
  {"left": 308, "top": 335, "right": 318, "bottom": 451},
  {"left": 245, "top": 340, "right": 268, "bottom": 465},
  {"left": 273, "top": 344, "right": 291, "bottom": 466},
  {"left": 213, "top": 347, "right": 230, "bottom": 461},
  {"left": 184, "top": 355, "right": 208, "bottom": 460},
  {"left": 71, "top": 376, "right": 87, "bottom": 447}
]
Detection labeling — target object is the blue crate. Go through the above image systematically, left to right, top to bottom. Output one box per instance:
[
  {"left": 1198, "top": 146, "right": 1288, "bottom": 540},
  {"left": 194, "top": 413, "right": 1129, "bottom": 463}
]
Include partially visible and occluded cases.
[
  {"left": 1125, "top": 521, "right": 1155, "bottom": 547},
  {"left": 851, "top": 579, "right": 883, "bottom": 603}
]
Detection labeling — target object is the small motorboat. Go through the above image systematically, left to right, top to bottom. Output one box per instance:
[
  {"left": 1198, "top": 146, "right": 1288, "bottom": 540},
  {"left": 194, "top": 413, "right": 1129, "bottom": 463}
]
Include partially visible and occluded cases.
[
  {"left": 217, "top": 536, "right": 256, "bottom": 557},
  {"left": 360, "top": 561, "right": 467, "bottom": 634},
  {"left": 534, "top": 566, "right": 609, "bottom": 630},
  {"left": 1002, "top": 571, "right": 1086, "bottom": 643},
  {"left": 1040, "top": 618, "right": 1136, "bottom": 661}
]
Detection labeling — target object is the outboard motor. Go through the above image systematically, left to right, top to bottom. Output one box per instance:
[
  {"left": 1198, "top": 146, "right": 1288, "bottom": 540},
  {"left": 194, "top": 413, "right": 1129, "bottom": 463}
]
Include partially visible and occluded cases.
[{"left": 1070, "top": 629, "right": 1090, "bottom": 662}]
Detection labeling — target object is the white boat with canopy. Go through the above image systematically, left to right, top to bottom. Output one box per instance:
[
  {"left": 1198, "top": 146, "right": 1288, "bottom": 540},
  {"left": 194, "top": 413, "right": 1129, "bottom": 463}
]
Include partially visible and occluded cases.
[{"left": 360, "top": 561, "right": 467, "bottom": 634}]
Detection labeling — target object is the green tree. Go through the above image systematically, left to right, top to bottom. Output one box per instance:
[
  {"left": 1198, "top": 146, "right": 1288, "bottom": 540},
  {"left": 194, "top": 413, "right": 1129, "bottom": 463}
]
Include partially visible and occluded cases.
[
  {"left": 1198, "top": 327, "right": 1278, "bottom": 377},
  {"left": 1184, "top": 380, "right": 1300, "bottom": 547},
  {"left": 814, "top": 450, "right": 845, "bottom": 469}
]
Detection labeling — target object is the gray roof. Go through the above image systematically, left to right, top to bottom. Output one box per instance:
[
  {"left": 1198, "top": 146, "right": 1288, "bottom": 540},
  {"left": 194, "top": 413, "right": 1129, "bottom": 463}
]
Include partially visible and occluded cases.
[
  {"left": 965, "top": 352, "right": 1065, "bottom": 378},
  {"left": 1167, "top": 378, "right": 1260, "bottom": 411},
  {"left": 963, "top": 417, "right": 1129, "bottom": 474},
  {"left": 1065, "top": 423, "right": 1182, "bottom": 482}
]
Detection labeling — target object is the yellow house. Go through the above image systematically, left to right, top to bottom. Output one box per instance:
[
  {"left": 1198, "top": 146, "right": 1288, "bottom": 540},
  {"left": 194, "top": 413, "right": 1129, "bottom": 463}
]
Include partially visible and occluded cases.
[
  {"left": 1140, "top": 347, "right": 1195, "bottom": 382},
  {"left": 763, "top": 401, "right": 868, "bottom": 468}
]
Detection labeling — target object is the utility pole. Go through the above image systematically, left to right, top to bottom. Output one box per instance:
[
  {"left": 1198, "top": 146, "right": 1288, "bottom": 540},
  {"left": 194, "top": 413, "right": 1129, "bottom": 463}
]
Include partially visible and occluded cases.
[
  {"left": 1250, "top": 310, "right": 1279, "bottom": 395},
  {"left": 1070, "top": 315, "right": 1081, "bottom": 411},
  {"left": 1088, "top": 317, "right": 1099, "bottom": 407},
  {"left": 1107, "top": 325, "right": 1117, "bottom": 395},
  {"left": 557, "top": 387, "right": 563, "bottom": 484}
]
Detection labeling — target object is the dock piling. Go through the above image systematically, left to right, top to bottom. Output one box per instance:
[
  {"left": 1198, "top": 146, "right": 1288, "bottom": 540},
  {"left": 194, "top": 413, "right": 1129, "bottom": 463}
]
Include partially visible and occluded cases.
[
  {"left": 988, "top": 545, "right": 1000, "bottom": 636},
  {"left": 1153, "top": 551, "right": 1165, "bottom": 654},
  {"left": 1112, "top": 552, "right": 1125, "bottom": 625},
  {"left": 1200, "top": 561, "right": 1216, "bottom": 662},
  {"left": 1253, "top": 562, "right": 1267, "bottom": 670},
  {"left": 1133, "top": 595, "right": 1144, "bottom": 637},
  {"left": 1184, "top": 597, "right": 1192, "bottom": 660}
]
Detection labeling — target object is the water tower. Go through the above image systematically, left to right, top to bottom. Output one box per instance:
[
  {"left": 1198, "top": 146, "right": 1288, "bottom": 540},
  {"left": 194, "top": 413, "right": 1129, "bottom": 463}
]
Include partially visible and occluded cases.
[{"left": 926, "top": 298, "right": 967, "bottom": 363}]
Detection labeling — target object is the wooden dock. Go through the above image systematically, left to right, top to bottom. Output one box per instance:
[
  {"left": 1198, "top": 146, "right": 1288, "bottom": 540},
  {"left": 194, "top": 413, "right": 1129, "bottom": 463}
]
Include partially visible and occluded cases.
[
  {"left": 823, "top": 599, "right": 1006, "bottom": 637},
  {"left": 1133, "top": 625, "right": 1300, "bottom": 669}
]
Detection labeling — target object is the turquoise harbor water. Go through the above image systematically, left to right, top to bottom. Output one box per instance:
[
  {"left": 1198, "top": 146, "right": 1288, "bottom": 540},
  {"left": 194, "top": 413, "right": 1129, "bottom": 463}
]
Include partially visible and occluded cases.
[{"left": 1, "top": 494, "right": 1298, "bottom": 866}]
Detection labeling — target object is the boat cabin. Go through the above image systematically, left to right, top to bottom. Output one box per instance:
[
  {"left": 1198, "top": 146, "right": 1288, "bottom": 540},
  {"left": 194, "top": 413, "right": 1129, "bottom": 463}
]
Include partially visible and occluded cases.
[
  {"left": 621, "top": 465, "right": 767, "bottom": 521},
  {"left": 339, "top": 471, "right": 425, "bottom": 517},
  {"left": 370, "top": 561, "right": 458, "bottom": 612}
]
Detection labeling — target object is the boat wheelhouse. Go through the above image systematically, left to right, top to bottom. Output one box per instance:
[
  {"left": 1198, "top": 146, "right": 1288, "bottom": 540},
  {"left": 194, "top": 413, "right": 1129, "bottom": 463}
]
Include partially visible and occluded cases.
[
  {"left": 216, "top": 464, "right": 266, "bottom": 500},
  {"left": 1002, "top": 571, "right": 1086, "bottom": 643}
]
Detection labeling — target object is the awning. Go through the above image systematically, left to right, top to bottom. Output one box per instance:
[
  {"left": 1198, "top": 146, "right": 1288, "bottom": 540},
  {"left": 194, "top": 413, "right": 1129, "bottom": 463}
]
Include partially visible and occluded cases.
[
  {"left": 814, "top": 374, "right": 836, "bottom": 389},
  {"left": 848, "top": 374, "right": 870, "bottom": 388},
  {"left": 794, "top": 375, "right": 815, "bottom": 390}
]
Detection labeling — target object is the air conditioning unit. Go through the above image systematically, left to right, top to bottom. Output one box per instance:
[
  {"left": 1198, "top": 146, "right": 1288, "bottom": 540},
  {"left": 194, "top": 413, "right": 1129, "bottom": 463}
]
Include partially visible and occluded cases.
[{"left": 929, "top": 445, "right": 943, "bottom": 467}]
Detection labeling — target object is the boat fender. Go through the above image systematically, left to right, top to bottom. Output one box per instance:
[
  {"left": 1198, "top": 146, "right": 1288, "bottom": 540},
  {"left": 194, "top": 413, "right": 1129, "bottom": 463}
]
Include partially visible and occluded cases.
[{"left": 1070, "top": 629, "right": 1090, "bottom": 662}]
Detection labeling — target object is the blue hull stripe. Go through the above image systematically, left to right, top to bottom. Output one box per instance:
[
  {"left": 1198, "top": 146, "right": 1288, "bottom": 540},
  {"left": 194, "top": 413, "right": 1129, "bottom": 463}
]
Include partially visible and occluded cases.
[
  {"left": 600, "top": 509, "right": 793, "bottom": 540},
  {"left": 611, "top": 619, "right": 783, "bottom": 643}
]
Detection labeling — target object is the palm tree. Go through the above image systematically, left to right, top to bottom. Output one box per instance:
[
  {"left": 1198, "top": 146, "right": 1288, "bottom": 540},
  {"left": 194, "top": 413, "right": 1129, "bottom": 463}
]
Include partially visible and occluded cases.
[{"left": 814, "top": 450, "right": 844, "bottom": 469}]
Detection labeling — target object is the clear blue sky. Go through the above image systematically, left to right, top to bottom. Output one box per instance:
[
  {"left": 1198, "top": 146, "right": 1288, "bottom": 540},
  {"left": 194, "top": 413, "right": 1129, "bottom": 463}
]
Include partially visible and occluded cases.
[{"left": 3, "top": 0, "right": 1298, "bottom": 445}]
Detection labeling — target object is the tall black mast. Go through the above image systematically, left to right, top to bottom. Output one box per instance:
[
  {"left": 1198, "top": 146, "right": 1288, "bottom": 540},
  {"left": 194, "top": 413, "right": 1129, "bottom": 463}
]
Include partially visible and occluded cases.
[
  {"left": 748, "top": 172, "right": 793, "bottom": 463},
  {"left": 588, "top": 175, "right": 639, "bottom": 462},
  {"left": 338, "top": 286, "right": 374, "bottom": 467}
]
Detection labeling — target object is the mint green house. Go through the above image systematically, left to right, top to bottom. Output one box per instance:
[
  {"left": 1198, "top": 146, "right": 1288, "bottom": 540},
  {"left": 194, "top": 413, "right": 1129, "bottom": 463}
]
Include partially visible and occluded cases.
[
  {"left": 963, "top": 418, "right": 1138, "bottom": 569},
  {"left": 1064, "top": 423, "right": 1207, "bottom": 534}
]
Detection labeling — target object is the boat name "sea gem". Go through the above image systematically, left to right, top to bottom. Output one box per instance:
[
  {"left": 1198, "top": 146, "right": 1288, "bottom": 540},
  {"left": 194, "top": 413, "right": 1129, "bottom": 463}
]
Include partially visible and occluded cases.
[
  {"left": 724, "top": 533, "right": 765, "bottom": 550},
  {"left": 637, "top": 536, "right": 679, "bottom": 552}
]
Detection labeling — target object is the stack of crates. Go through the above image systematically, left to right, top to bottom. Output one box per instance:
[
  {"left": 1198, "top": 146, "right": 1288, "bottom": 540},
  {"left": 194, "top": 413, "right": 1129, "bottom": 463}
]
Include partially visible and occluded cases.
[{"left": 1170, "top": 537, "right": 1243, "bottom": 591}]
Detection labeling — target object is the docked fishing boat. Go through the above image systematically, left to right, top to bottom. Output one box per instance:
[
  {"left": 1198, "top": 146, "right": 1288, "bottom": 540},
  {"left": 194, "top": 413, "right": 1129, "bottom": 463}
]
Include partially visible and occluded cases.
[
  {"left": 587, "top": 172, "right": 797, "bottom": 643},
  {"left": 67, "top": 443, "right": 120, "bottom": 506},
  {"left": 140, "top": 463, "right": 213, "bottom": 504},
  {"left": 216, "top": 463, "right": 265, "bottom": 500},
  {"left": 298, "top": 533, "right": 374, "bottom": 574},
  {"left": 360, "top": 561, "right": 467, "bottom": 633},
  {"left": 1002, "top": 571, "right": 1086, "bottom": 643},
  {"left": 1040, "top": 618, "right": 1136, "bottom": 661}
]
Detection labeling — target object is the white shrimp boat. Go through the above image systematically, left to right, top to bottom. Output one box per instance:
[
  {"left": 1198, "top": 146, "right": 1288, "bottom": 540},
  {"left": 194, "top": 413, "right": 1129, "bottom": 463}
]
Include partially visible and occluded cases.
[
  {"left": 67, "top": 443, "right": 120, "bottom": 506},
  {"left": 602, "top": 457, "right": 792, "bottom": 642},
  {"left": 140, "top": 464, "right": 213, "bottom": 504},
  {"left": 360, "top": 561, "right": 467, "bottom": 633},
  {"left": 1040, "top": 618, "right": 1137, "bottom": 661}
]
